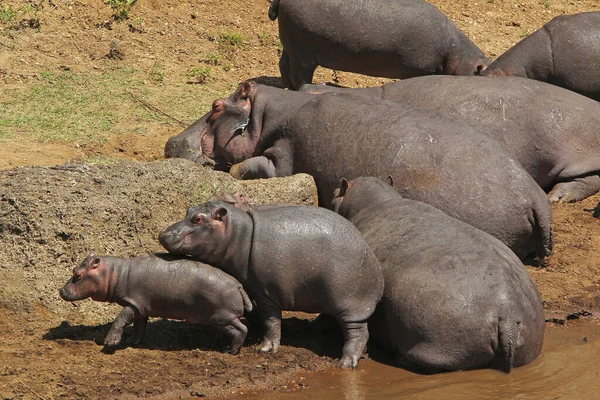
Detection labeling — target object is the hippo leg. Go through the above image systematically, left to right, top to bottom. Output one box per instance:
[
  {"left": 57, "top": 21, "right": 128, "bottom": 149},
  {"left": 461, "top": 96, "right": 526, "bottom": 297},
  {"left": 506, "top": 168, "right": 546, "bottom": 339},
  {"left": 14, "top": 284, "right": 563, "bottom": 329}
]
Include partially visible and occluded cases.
[
  {"left": 279, "top": 50, "right": 293, "bottom": 89},
  {"left": 287, "top": 53, "right": 317, "bottom": 90},
  {"left": 548, "top": 175, "right": 600, "bottom": 202},
  {"left": 104, "top": 306, "right": 136, "bottom": 347},
  {"left": 257, "top": 306, "right": 282, "bottom": 354},
  {"left": 131, "top": 316, "right": 149, "bottom": 346},
  {"left": 220, "top": 318, "right": 248, "bottom": 355},
  {"left": 337, "top": 320, "right": 369, "bottom": 369}
]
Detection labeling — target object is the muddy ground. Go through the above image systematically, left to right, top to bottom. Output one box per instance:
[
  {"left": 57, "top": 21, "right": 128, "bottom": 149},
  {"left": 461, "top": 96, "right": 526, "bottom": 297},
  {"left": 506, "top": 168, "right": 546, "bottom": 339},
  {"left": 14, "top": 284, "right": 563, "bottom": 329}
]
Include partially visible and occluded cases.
[{"left": 1, "top": 0, "right": 600, "bottom": 399}]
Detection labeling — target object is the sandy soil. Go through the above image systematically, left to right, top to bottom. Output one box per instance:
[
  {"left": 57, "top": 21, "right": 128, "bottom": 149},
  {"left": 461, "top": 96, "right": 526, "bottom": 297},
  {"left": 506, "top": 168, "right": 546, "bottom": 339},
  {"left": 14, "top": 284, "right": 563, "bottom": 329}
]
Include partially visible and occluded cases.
[{"left": 1, "top": 0, "right": 599, "bottom": 399}]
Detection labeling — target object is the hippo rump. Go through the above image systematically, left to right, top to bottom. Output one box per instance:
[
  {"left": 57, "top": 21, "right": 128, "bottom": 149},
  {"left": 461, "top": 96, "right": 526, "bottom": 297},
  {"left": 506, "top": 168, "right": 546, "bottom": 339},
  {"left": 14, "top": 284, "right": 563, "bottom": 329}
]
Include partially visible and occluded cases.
[
  {"left": 268, "top": 0, "right": 490, "bottom": 89},
  {"left": 482, "top": 12, "right": 600, "bottom": 101},
  {"left": 300, "top": 75, "right": 600, "bottom": 202},
  {"left": 174, "top": 82, "right": 552, "bottom": 260},
  {"left": 332, "top": 177, "right": 545, "bottom": 372},
  {"left": 159, "top": 201, "right": 384, "bottom": 369},
  {"left": 59, "top": 253, "right": 252, "bottom": 354}
]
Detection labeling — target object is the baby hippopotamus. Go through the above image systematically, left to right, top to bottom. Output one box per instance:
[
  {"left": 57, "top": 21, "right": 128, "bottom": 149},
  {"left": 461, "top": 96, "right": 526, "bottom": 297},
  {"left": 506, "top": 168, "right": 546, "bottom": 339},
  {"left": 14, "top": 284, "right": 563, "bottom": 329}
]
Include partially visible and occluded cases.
[
  {"left": 331, "top": 177, "right": 545, "bottom": 372},
  {"left": 159, "top": 201, "right": 384, "bottom": 369},
  {"left": 59, "top": 253, "right": 253, "bottom": 353}
]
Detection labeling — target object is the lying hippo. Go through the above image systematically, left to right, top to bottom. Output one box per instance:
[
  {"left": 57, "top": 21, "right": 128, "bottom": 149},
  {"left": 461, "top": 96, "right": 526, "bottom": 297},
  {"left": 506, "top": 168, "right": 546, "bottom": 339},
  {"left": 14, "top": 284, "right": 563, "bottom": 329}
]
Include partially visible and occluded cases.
[
  {"left": 269, "top": 0, "right": 490, "bottom": 89},
  {"left": 482, "top": 12, "right": 600, "bottom": 101},
  {"left": 300, "top": 75, "right": 600, "bottom": 202},
  {"left": 170, "top": 82, "right": 552, "bottom": 260},
  {"left": 332, "top": 177, "right": 545, "bottom": 372},
  {"left": 159, "top": 201, "right": 384, "bottom": 368},
  {"left": 59, "top": 253, "right": 252, "bottom": 354}
]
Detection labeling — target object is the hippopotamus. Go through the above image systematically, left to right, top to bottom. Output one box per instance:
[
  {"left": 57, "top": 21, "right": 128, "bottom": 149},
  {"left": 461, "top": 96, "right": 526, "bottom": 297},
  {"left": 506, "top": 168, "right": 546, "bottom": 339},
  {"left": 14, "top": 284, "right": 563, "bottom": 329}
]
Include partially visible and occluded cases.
[
  {"left": 268, "top": 0, "right": 490, "bottom": 89},
  {"left": 482, "top": 12, "right": 600, "bottom": 101},
  {"left": 299, "top": 75, "right": 600, "bottom": 202},
  {"left": 171, "top": 82, "right": 552, "bottom": 260},
  {"left": 332, "top": 177, "right": 545, "bottom": 373},
  {"left": 159, "top": 201, "right": 384, "bottom": 368},
  {"left": 59, "top": 253, "right": 252, "bottom": 353}
]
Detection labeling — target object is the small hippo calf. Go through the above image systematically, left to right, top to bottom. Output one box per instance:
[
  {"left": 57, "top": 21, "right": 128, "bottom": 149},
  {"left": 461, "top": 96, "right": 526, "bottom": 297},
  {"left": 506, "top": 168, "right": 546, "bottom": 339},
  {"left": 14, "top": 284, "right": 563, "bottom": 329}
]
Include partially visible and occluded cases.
[
  {"left": 270, "top": 0, "right": 490, "bottom": 89},
  {"left": 482, "top": 12, "right": 600, "bottom": 101},
  {"left": 332, "top": 177, "right": 545, "bottom": 372},
  {"left": 159, "top": 201, "right": 384, "bottom": 369},
  {"left": 59, "top": 253, "right": 252, "bottom": 353}
]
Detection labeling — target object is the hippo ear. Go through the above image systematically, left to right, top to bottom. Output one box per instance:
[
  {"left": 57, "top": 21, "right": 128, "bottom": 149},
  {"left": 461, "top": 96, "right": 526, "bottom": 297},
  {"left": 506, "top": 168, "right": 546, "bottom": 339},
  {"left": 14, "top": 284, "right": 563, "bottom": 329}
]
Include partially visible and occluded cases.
[
  {"left": 239, "top": 81, "right": 253, "bottom": 100},
  {"left": 385, "top": 175, "right": 394, "bottom": 187},
  {"left": 338, "top": 178, "right": 349, "bottom": 197},
  {"left": 212, "top": 207, "right": 228, "bottom": 221},
  {"left": 90, "top": 258, "right": 101, "bottom": 269}
]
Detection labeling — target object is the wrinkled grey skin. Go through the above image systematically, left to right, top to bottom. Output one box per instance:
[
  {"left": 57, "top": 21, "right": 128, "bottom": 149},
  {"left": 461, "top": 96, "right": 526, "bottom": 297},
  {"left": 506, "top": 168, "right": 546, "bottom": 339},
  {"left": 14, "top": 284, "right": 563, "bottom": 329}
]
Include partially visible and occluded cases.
[
  {"left": 269, "top": 0, "right": 490, "bottom": 89},
  {"left": 482, "top": 12, "right": 600, "bottom": 101},
  {"left": 300, "top": 75, "right": 600, "bottom": 202},
  {"left": 184, "top": 82, "right": 552, "bottom": 260},
  {"left": 331, "top": 177, "right": 545, "bottom": 373},
  {"left": 159, "top": 201, "right": 384, "bottom": 369},
  {"left": 59, "top": 253, "right": 252, "bottom": 354}
]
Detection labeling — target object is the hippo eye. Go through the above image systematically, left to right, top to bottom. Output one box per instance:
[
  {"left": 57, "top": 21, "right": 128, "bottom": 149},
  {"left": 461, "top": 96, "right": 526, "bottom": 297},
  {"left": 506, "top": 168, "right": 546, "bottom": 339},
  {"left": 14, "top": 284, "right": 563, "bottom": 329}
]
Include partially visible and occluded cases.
[
  {"left": 191, "top": 215, "right": 204, "bottom": 224},
  {"left": 72, "top": 274, "right": 81, "bottom": 283}
]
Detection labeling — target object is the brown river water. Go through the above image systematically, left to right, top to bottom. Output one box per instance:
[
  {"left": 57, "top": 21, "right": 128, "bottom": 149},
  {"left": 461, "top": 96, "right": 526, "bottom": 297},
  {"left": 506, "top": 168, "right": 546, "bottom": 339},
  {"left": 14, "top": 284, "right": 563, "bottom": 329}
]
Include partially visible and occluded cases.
[{"left": 247, "top": 320, "right": 600, "bottom": 399}]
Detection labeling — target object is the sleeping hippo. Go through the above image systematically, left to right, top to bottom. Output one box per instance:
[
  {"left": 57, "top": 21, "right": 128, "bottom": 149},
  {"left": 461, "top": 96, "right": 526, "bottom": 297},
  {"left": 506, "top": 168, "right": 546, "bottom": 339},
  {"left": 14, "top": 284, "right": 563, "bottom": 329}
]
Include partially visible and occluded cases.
[
  {"left": 269, "top": 0, "right": 490, "bottom": 89},
  {"left": 482, "top": 12, "right": 600, "bottom": 101},
  {"left": 299, "top": 75, "right": 600, "bottom": 202},
  {"left": 166, "top": 82, "right": 552, "bottom": 260},
  {"left": 331, "top": 177, "right": 545, "bottom": 373},
  {"left": 159, "top": 201, "right": 384, "bottom": 369},
  {"left": 59, "top": 253, "right": 252, "bottom": 353}
]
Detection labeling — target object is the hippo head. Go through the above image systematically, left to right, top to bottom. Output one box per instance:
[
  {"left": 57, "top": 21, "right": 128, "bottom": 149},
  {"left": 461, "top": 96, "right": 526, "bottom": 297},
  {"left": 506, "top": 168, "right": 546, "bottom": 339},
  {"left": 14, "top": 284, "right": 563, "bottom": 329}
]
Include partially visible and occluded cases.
[
  {"left": 199, "top": 82, "right": 261, "bottom": 169},
  {"left": 332, "top": 176, "right": 399, "bottom": 219},
  {"left": 159, "top": 201, "right": 233, "bottom": 263},
  {"left": 59, "top": 254, "right": 111, "bottom": 302}
]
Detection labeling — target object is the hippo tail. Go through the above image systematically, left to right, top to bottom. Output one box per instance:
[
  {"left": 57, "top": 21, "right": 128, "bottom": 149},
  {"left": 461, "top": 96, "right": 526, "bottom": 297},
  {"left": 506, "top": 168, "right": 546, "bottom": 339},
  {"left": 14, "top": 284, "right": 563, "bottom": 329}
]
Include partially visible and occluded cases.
[
  {"left": 268, "top": 0, "right": 280, "bottom": 20},
  {"left": 239, "top": 287, "right": 254, "bottom": 313},
  {"left": 497, "top": 318, "right": 519, "bottom": 373}
]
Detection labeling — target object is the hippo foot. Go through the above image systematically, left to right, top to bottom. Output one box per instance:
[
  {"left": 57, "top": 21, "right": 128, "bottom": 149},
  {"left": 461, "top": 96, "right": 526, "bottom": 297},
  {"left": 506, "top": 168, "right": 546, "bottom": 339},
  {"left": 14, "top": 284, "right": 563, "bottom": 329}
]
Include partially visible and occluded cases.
[
  {"left": 548, "top": 176, "right": 600, "bottom": 203},
  {"left": 103, "top": 332, "right": 123, "bottom": 348},
  {"left": 258, "top": 339, "right": 279, "bottom": 354},
  {"left": 223, "top": 346, "right": 241, "bottom": 355},
  {"left": 337, "top": 355, "right": 359, "bottom": 369}
]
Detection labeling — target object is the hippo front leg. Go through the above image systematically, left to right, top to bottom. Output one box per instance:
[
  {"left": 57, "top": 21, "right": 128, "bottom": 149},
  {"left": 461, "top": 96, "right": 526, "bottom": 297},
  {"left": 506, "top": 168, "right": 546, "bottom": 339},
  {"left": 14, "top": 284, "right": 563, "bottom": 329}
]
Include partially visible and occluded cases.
[
  {"left": 229, "top": 141, "right": 293, "bottom": 180},
  {"left": 548, "top": 175, "right": 600, "bottom": 202},
  {"left": 104, "top": 306, "right": 137, "bottom": 348},
  {"left": 257, "top": 307, "right": 283, "bottom": 354},
  {"left": 337, "top": 320, "right": 369, "bottom": 369}
]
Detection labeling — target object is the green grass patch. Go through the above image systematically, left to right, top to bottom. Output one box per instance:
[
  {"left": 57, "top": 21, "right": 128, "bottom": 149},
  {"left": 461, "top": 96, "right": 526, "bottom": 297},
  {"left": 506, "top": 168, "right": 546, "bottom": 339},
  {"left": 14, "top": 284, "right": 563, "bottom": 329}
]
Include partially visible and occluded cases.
[{"left": 105, "top": 0, "right": 137, "bottom": 21}]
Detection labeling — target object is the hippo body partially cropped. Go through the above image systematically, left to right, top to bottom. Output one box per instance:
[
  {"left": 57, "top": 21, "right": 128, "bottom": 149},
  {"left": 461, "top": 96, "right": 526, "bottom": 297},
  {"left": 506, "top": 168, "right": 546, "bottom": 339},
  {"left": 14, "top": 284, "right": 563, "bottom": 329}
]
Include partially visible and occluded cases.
[
  {"left": 269, "top": 0, "right": 490, "bottom": 89},
  {"left": 482, "top": 12, "right": 600, "bottom": 101},
  {"left": 300, "top": 75, "right": 600, "bottom": 202},
  {"left": 181, "top": 83, "right": 551, "bottom": 259},
  {"left": 332, "top": 177, "right": 545, "bottom": 372},
  {"left": 159, "top": 201, "right": 384, "bottom": 369},
  {"left": 59, "top": 254, "right": 252, "bottom": 353}
]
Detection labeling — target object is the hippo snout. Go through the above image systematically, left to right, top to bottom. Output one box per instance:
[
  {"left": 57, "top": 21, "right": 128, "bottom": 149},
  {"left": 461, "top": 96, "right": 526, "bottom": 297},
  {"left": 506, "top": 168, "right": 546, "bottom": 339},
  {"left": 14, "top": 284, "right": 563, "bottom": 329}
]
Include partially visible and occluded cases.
[
  {"left": 159, "top": 229, "right": 181, "bottom": 252},
  {"left": 59, "top": 285, "right": 76, "bottom": 301}
]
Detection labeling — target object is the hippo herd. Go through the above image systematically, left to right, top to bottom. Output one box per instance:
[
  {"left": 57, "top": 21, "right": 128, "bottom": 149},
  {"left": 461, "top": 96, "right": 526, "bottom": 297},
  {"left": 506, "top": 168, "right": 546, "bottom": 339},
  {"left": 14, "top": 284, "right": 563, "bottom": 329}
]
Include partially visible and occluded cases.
[{"left": 60, "top": 0, "right": 600, "bottom": 374}]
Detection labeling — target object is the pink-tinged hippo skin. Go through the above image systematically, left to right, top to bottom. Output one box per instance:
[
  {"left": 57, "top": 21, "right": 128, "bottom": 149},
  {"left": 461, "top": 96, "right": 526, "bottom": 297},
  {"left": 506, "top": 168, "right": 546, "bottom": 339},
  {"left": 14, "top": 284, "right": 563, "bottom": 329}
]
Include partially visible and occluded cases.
[
  {"left": 268, "top": 0, "right": 490, "bottom": 89},
  {"left": 482, "top": 12, "right": 600, "bottom": 101},
  {"left": 299, "top": 75, "right": 600, "bottom": 203},
  {"left": 182, "top": 82, "right": 552, "bottom": 260},
  {"left": 331, "top": 177, "right": 545, "bottom": 373},
  {"left": 159, "top": 201, "right": 384, "bottom": 369},
  {"left": 59, "top": 253, "right": 252, "bottom": 354}
]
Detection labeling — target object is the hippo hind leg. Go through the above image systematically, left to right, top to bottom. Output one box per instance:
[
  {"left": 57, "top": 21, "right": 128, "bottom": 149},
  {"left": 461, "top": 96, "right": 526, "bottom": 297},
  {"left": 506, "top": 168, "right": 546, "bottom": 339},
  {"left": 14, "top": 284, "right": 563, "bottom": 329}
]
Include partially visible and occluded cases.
[
  {"left": 279, "top": 50, "right": 293, "bottom": 90},
  {"left": 286, "top": 52, "right": 317, "bottom": 90},
  {"left": 548, "top": 175, "right": 600, "bottom": 202},
  {"left": 256, "top": 306, "right": 283, "bottom": 354},
  {"left": 131, "top": 316, "right": 149, "bottom": 346},
  {"left": 219, "top": 318, "right": 248, "bottom": 355},
  {"left": 336, "top": 319, "right": 369, "bottom": 369}
]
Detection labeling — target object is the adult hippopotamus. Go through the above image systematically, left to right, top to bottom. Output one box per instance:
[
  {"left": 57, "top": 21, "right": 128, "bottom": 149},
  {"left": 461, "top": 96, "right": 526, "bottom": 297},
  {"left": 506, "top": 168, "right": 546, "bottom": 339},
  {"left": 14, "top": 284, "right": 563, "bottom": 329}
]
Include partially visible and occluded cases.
[
  {"left": 268, "top": 0, "right": 490, "bottom": 89},
  {"left": 482, "top": 12, "right": 600, "bottom": 101},
  {"left": 299, "top": 75, "right": 600, "bottom": 202},
  {"left": 169, "top": 82, "right": 552, "bottom": 260},
  {"left": 332, "top": 177, "right": 545, "bottom": 373},
  {"left": 159, "top": 201, "right": 384, "bottom": 368},
  {"left": 59, "top": 253, "right": 252, "bottom": 353}
]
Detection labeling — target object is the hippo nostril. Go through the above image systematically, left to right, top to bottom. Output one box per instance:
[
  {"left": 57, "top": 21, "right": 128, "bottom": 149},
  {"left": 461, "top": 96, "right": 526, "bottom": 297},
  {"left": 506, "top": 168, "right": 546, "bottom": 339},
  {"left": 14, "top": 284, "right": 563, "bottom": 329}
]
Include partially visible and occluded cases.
[{"left": 474, "top": 65, "right": 484, "bottom": 76}]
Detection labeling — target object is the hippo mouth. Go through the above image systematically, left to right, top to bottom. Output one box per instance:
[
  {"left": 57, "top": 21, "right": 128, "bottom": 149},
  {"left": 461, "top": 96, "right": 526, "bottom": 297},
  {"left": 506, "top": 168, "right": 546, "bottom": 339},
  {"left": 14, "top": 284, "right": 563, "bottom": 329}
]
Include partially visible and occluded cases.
[{"left": 59, "top": 286, "right": 79, "bottom": 302}]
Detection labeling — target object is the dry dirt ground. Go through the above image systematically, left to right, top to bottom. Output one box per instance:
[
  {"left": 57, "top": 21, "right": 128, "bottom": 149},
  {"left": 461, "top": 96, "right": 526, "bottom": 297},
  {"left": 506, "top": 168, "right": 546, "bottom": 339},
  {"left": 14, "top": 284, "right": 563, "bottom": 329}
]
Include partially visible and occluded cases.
[{"left": 1, "top": 0, "right": 600, "bottom": 399}]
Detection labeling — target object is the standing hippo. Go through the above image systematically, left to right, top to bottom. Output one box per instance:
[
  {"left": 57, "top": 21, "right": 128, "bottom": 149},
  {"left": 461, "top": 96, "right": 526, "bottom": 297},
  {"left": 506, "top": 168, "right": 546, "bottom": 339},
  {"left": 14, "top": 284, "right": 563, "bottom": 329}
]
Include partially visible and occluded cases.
[
  {"left": 269, "top": 0, "right": 490, "bottom": 89},
  {"left": 482, "top": 12, "right": 600, "bottom": 101},
  {"left": 300, "top": 75, "right": 600, "bottom": 202},
  {"left": 179, "top": 82, "right": 552, "bottom": 260},
  {"left": 332, "top": 177, "right": 545, "bottom": 372},
  {"left": 159, "top": 201, "right": 384, "bottom": 369},
  {"left": 59, "top": 253, "right": 252, "bottom": 354}
]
